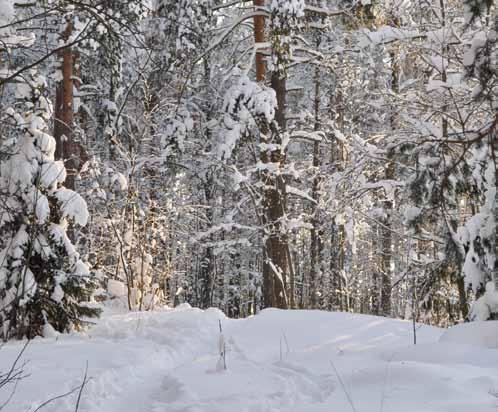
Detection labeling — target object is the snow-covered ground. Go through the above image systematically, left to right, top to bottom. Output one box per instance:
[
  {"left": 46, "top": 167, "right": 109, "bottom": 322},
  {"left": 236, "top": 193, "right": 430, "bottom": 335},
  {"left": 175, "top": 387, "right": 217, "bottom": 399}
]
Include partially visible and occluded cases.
[{"left": 1, "top": 305, "right": 498, "bottom": 412}]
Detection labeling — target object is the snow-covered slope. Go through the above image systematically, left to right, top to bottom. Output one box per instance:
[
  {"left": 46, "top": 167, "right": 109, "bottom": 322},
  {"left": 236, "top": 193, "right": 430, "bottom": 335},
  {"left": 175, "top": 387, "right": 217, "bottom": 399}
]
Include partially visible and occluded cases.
[
  {"left": 1, "top": 306, "right": 498, "bottom": 412},
  {"left": 440, "top": 320, "right": 498, "bottom": 348}
]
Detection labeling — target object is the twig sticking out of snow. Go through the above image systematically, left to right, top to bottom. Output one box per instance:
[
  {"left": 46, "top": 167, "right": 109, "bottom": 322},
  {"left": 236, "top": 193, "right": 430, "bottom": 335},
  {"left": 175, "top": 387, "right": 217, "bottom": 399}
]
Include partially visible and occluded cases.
[
  {"left": 217, "top": 320, "right": 227, "bottom": 371},
  {"left": 279, "top": 330, "right": 290, "bottom": 361},
  {"left": 0, "top": 340, "right": 30, "bottom": 410},
  {"left": 330, "top": 360, "right": 358, "bottom": 412},
  {"left": 74, "top": 361, "right": 88, "bottom": 412},
  {"left": 30, "top": 362, "right": 90, "bottom": 412}
]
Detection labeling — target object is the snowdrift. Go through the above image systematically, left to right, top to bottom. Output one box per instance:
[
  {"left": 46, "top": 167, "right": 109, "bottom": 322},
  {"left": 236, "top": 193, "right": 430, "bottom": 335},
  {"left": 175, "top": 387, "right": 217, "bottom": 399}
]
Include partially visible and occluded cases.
[
  {"left": 1, "top": 307, "right": 498, "bottom": 412},
  {"left": 440, "top": 320, "right": 498, "bottom": 348}
]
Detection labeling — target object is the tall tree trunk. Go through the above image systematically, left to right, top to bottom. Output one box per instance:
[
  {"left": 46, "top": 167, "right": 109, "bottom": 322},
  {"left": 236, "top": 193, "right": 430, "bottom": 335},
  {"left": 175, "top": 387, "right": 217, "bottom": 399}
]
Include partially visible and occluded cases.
[
  {"left": 253, "top": 0, "right": 290, "bottom": 309},
  {"left": 253, "top": 0, "right": 266, "bottom": 83},
  {"left": 494, "top": 13, "right": 498, "bottom": 295},
  {"left": 54, "top": 21, "right": 78, "bottom": 190},
  {"left": 378, "top": 47, "right": 400, "bottom": 317},
  {"left": 199, "top": 58, "right": 216, "bottom": 310},
  {"left": 309, "top": 66, "right": 323, "bottom": 309},
  {"left": 261, "top": 72, "right": 289, "bottom": 309},
  {"left": 329, "top": 89, "right": 346, "bottom": 311},
  {"left": 493, "top": 118, "right": 497, "bottom": 293},
  {"left": 379, "top": 151, "right": 394, "bottom": 317},
  {"left": 379, "top": 167, "right": 393, "bottom": 316},
  {"left": 200, "top": 178, "right": 216, "bottom": 309},
  {"left": 330, "top": 223, "right": 346, "bottom": 311}
]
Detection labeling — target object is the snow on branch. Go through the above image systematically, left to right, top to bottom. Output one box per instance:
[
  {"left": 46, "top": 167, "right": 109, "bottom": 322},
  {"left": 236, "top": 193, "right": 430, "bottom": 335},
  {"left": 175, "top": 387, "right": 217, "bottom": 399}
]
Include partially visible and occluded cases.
[
  {"left": 303, "top": 5, "right": 347, "bottom": 17},
  {"left": 216, "top": 75, "right": 276, "bottom": 161},
  {"left": 290, "top": 130, "right": 325, "bottom": 142},
  {"left": 286, "top": 185, "right": 317, "bottom": 204}
]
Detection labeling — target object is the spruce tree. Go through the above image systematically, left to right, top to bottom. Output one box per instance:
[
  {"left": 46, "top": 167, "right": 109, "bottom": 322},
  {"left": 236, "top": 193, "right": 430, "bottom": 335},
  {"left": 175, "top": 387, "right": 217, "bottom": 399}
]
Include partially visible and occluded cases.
[{"left": 0, "top": 74, "right": 100, "bottom": 340}]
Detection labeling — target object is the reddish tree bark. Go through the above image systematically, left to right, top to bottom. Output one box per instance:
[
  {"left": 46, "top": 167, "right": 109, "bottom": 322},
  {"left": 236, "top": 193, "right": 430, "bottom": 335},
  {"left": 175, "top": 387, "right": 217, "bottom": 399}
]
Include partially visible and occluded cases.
[
  {"left": 253, "top": 0, "right": 266, "bottom": 82},
  {"left": 54, "top": 21, "right": 84, "bottom": 190}
]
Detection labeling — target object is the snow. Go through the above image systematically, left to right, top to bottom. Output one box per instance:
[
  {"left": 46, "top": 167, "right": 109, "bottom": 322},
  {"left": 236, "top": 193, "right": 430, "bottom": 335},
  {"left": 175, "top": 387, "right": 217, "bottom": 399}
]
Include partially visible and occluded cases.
[
  {"left": 0, "top": 0, "right": 14, "bottom": 35},
  {"left": 270, "top": 0, "right": 305, "bottom": 23},
  {"left": 358, "top": 26, "right": 420, "bottom": 48},
  {"left": 463, "top": 31, "right": 488, "bottom": 67},
  {"left": 217, "top": 75, "right": 276, "bottom": 161},
  {"left": 33, "top": 130, "right": 57, "bottom": 159},
  {"left": 40, "top": 161, "right": 66, "bottom": 189},
  {"left": 111, "top": 172, "right": 128, "bottom": 192},
  {"left": 286, "top": 185, "right": 316, "bottom": 203},
  {"left": 55, "top": 188, "right": 90, "bottom": 226},
  {"left": 35, "top": 192, "right": 50, "bottom": 224},
  {"left": 404, "top": 206, "right": 421, "bottom": 222},
  {"left": 49, "top": 223, "right": 76, "bottom": 257},
  {"left": 73, "top": 260, "right": 90, "bottom": 277},
  {"left": 18, "top": 267, "right": 37, "bottom": 305},
  {"left": 107, "top": 279, "right": 127, "bottom": 297},
  {"left": 471, "top": 282, "right": 498, "bottom": 321},
  {"left": 51, "top": 284, "right": 65, "bottom": 303},
  {"left": 1, "top": 308, "right": 498, "bottom": 412},
  {"left": 440, "top": 320, "right": 498, "bottom": 348}
]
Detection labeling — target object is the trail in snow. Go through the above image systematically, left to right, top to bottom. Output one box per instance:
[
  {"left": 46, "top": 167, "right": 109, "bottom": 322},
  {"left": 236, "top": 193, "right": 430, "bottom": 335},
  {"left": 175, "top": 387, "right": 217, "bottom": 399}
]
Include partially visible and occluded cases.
[{"left": 1, "top": 306, "right": 498, "bottom": 412}]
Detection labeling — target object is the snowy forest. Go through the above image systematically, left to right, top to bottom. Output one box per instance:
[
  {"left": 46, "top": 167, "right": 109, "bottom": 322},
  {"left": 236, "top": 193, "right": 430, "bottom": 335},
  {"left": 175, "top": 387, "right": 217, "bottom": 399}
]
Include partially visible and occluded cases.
[{"left": 0, "top": 0, "right": 497, "bottom": 411}]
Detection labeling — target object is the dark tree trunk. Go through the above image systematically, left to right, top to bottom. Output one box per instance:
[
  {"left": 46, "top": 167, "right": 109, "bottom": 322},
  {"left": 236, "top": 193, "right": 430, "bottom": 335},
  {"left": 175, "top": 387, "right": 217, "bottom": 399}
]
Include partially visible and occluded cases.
[
  {"left": 253, "top": 0, "right": 266, "bottom": 83},
  {"left": 253, "top": 1, "right": 290, "bottom": 309},
  {"left": 309, "top": 66, "right": 323, "bottom": 309},
  {"left": 261, "top": 73, "right": 290, "bottom": 309},
  {"left": 329, "top": 89, "right": 346, "bottom": 311},
  {"left": 493, "top": 123, "right": 498, "bottom": 294},
  {"left": 379, "top": 157, "right": 394, "bottom": 316},
  {"left": 200, "top": 179, "right": 216, "bottom": 309},
  {"left": 330, "top": 222, "right": 346, "bottom": 311}
]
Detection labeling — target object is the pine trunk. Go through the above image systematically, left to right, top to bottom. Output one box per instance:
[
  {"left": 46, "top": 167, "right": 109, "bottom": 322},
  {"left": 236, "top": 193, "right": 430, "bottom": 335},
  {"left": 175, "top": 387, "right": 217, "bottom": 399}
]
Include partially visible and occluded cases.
[
  {"left": 253, "top": 0, "right": 290, "bottom": 309},
  {"left": 253, "top": 0, "right": 266, "bottom": 82},
  {"left": 54, "top": 21, "right": 78, "bottom": 190},
  {"left": 262, "top": 73, "right": 289, "bottom": 309}
]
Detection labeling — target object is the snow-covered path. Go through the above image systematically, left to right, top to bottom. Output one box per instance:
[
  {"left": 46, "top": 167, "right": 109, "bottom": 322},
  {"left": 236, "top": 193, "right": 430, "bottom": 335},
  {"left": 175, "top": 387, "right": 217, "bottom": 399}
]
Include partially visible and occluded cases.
[{"left": 1, "top": 306, "right": 498, "bottom": 412}]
